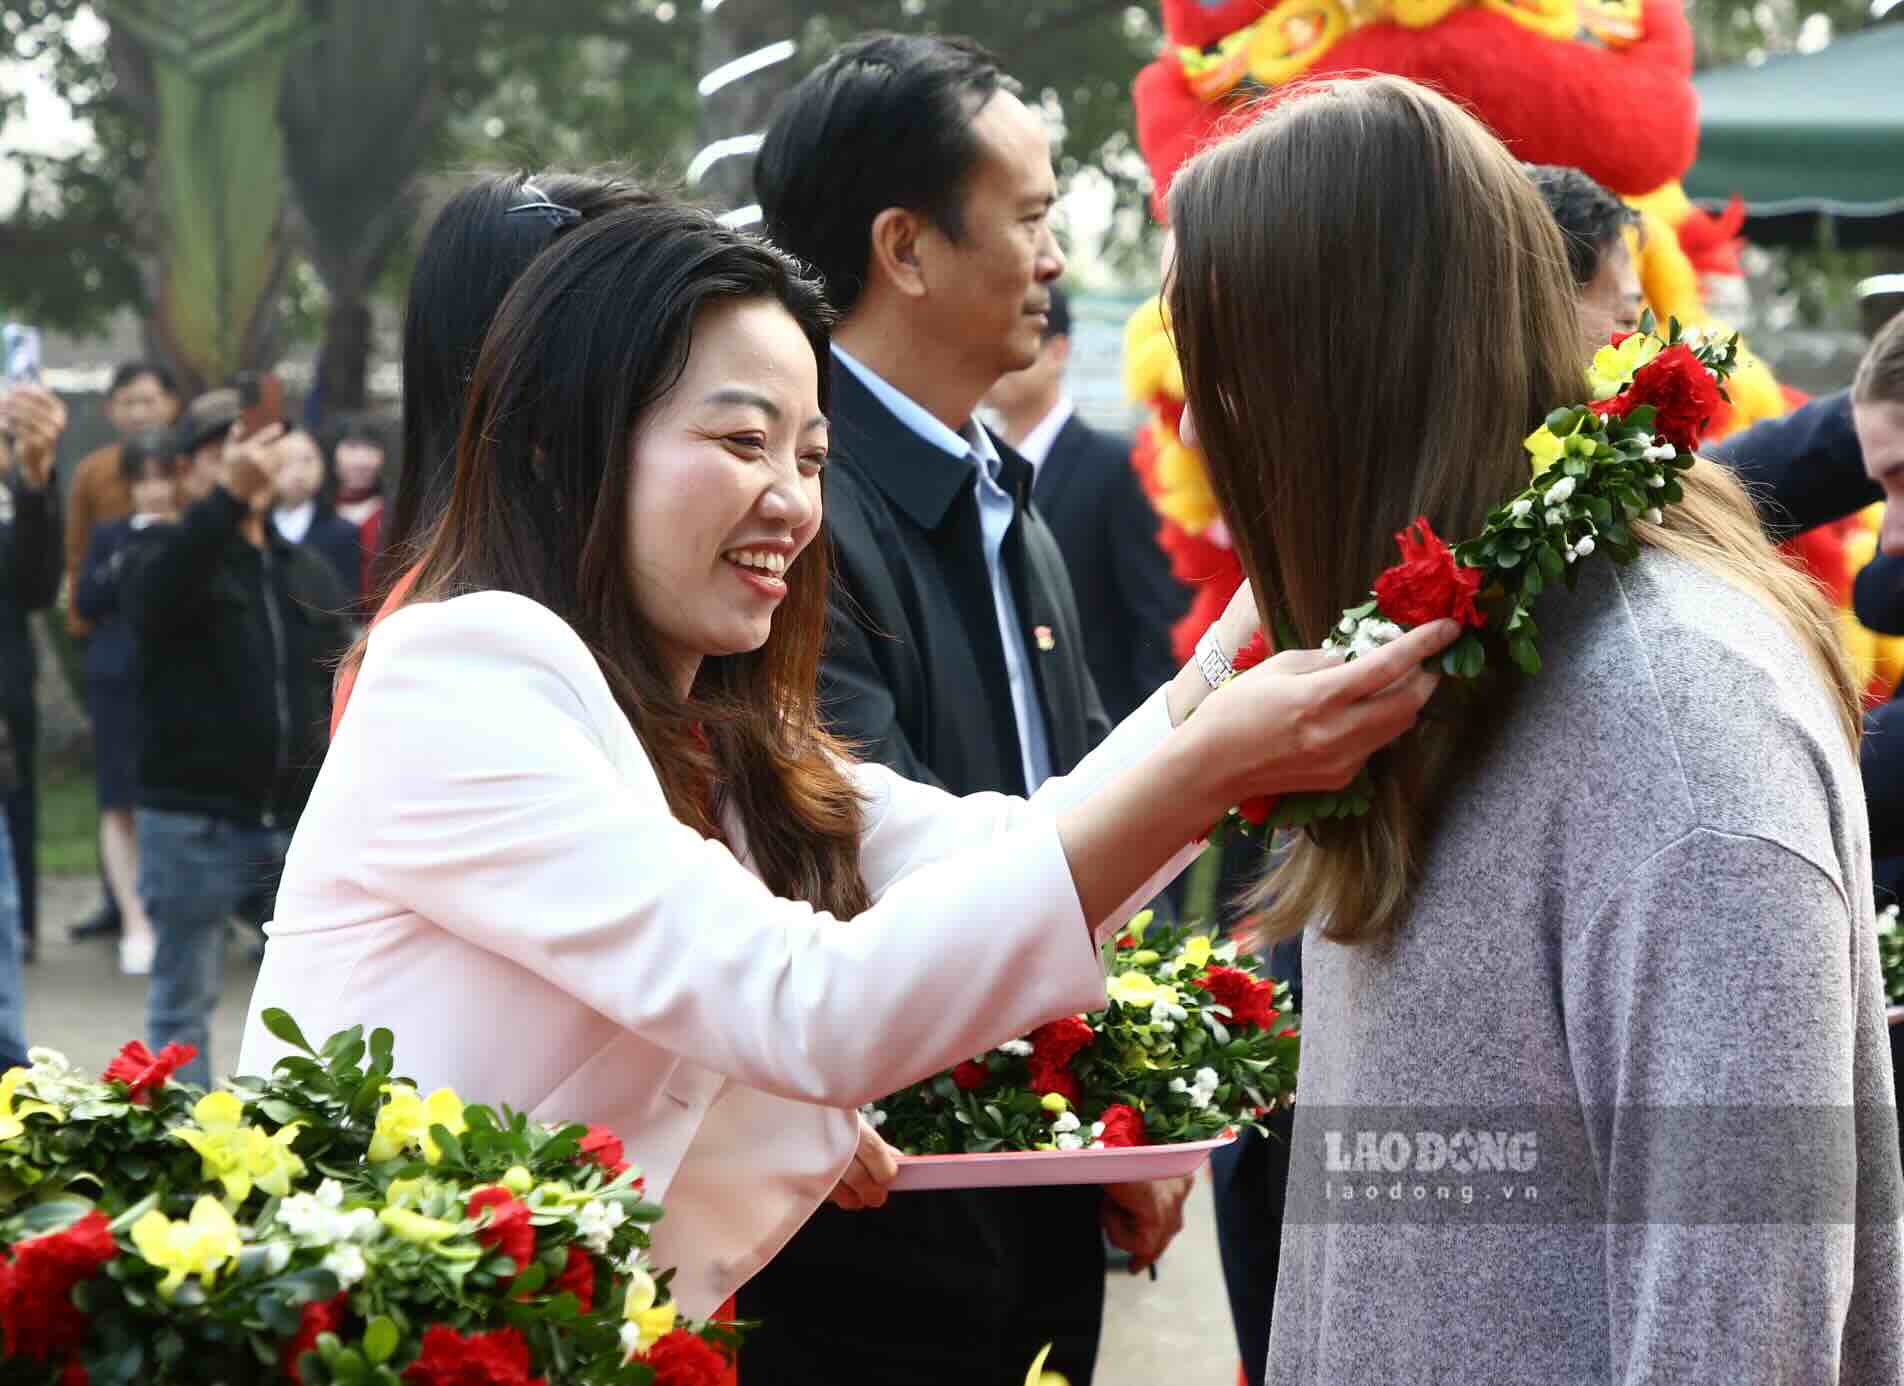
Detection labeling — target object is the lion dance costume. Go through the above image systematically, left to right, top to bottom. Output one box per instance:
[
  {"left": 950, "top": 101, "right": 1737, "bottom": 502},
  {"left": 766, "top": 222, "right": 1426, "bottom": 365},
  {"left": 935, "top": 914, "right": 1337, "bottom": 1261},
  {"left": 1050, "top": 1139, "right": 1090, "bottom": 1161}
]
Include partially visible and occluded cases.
[{"left": 1125, "top": 0, "right": 1902, "bottom": 698}]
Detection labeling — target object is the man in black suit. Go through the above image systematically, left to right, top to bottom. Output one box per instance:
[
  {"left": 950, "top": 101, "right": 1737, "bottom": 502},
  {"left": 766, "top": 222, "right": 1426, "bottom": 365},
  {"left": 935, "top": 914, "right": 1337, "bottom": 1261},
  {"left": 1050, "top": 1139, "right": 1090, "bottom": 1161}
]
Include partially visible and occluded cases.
[
  {"left": 744, "top": 33, "right": 1222, "bottom": 1386},
  {"left": 989, "top": 285, "right": 1187, "bottom": 724}
]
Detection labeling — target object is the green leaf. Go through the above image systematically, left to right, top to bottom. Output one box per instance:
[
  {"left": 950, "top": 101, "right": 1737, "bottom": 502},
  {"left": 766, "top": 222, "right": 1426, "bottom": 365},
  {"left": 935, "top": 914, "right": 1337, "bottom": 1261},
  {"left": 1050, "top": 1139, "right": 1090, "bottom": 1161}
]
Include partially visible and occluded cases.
[
  {"left": 1537, "top": 545, "right": 1564, "bottom": 580},
  {"left": 1509, "top": 637, "right": 1541, "bottom": 675},
  {"left": 262, "top": 1008, "right": 318, "bottom": 1057},
  {"left": 369, "top": 1028, "right": 395, "bottom": 1067},
  {"left": 427, "top": 1123, "right": 464, "bottom": 1167},
  {"left": 363, "top": 1317, "right": 399, "bottom": 1364}
]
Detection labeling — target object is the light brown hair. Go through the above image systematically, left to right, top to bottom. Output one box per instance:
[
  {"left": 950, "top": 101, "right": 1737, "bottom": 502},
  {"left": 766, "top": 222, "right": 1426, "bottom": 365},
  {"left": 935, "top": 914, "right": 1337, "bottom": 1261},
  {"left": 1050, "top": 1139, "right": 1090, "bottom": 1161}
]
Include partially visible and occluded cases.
[
  {"left": 1166, "top": 76, "right": 1859, "bottom": 947},
  {"left": 1854, "top": 310, "right": 1904, "bottom": 406}
]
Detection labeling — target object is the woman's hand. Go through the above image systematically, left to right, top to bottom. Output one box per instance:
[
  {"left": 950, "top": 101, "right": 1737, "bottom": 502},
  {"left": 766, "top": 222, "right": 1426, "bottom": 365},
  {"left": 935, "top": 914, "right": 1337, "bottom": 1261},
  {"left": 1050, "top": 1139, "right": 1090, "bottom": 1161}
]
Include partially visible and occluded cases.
[
  {"left": 1, "top": 384, "right": 68, "bottom": 489},
  {"left": 219, "top": 420, "right": 286, "bottom": 513},
  {"left": 1195, "top": 619, "right": 1457, "bottom": 802},
  {"left": 827, "top": 1114, "right": 900, "bottom": 1211},
  {"left": 1101, "top": 1174, "right": 1195, "bottom": 1274}
]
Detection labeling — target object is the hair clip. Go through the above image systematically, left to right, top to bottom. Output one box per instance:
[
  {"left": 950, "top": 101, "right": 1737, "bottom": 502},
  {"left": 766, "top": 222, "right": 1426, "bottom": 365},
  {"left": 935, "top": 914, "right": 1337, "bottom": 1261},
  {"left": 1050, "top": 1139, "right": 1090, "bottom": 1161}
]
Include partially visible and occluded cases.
[{"left": 505, "top": 198, "right": 583, "bottom": 229}]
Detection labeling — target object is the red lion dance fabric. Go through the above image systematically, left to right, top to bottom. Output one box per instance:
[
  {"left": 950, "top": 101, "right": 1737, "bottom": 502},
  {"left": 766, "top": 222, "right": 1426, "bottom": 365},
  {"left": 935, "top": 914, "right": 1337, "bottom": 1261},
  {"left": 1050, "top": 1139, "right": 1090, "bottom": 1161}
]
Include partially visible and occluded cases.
[{"left": 1126, "top": 0, "right": 1902, "bottom": 697}]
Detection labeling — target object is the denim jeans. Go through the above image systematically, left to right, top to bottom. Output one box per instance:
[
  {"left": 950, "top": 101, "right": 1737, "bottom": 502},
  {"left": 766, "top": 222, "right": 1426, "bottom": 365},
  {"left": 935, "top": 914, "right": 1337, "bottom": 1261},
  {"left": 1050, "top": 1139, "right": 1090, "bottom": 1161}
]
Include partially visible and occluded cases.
[
  {"left": 138, "top": 808, "right": 288, "bottom": 1088},
  {"left": 0, "top": 823, "right": 26, "bottom": 1069}
]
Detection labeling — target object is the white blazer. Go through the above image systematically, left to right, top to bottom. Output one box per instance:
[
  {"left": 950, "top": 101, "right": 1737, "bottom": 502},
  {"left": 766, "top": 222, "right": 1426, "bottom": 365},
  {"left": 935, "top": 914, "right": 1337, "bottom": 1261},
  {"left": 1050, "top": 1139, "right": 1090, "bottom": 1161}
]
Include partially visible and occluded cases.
[{"left": 238, "top": 591, "right": 1195, "bottom": 1316}]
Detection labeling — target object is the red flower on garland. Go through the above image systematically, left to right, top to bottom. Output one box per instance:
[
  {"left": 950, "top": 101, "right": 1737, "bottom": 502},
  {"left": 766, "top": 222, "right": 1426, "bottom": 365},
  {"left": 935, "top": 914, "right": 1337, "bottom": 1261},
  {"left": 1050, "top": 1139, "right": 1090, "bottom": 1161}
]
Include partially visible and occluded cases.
[
  {"left": 1588, "top": 342, "right": 1722, "bottom": 454},
  {"left": 1372, "top": 518, "right": 1485, "bottom": 629},
  {"left": 1193, "top": 966, "right": 1281, "bottom": 1032},
  {"left": 1029, "top": 1016, "right": 1093, "bottom": 1071},
  {"left": 101, "top": 1040, "right": 197, "bottom": 1105},
  {"left": 950, "top": 1060, "right": 989, "bottom": 1092},
  {"left": 1028, "top": 1062, "right": 1082, "bottom": 1108},
  {"left": 1096, "top": 1105, "right": 1148, "bottom": 1148},
  {"left": 577, "top": 1125, "right": 630, "bottom": 1178},
  {"left": 466, "top": 1187, "right": 535, "bottom": 1274},
  {"left": 0, "top": 1211, "right": 117, "bottom": 1362},
  {"left": 549, "top": 1245, "right": 595, "bottom": 1314},
  {"left": 281, "top": 1293, "right": 349, "bottom": 1383},
  {"left": 401, "top": 1325, "right": 546, "bottom": 1386},
  {"left": 643, "top": 1330, "right": 732, "bottom": 1386},
  {"left": 59, "top": 1361, "right": 87, "bottom": 1386}
]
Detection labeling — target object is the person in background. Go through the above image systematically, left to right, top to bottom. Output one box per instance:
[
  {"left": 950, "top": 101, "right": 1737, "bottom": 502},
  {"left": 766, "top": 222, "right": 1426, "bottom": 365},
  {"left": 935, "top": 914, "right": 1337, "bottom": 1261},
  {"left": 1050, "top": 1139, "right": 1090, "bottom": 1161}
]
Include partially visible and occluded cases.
[
  {"left": 750, "top": 34, "right": 1211, "bottom": 1385},
  {"left": 1527, "top": 163, "right": 1644, "bottom": 355},
  {"left": 988, "top": 285, "right": 1187, "bottom": 724},
  {"left": 63, "top": 361, "right": 180, "bottom": 948},
  {"left": 1, "top": 383, "right": 65, "bottom": 966},
  {"left": 123, "top": 400, "right": 352, "bottom": 1087},
  {"left": 327, "top": 416, "right": 388, "bottom": 611},
  {"left": 269, "top": 427, "right": 363, "bottom": 606},
  {"left": 72, "top": 431, "right": 176, "bottom": 977},
  {"left": 0, "top": 719, "right": 26, "bottom": 1069}
]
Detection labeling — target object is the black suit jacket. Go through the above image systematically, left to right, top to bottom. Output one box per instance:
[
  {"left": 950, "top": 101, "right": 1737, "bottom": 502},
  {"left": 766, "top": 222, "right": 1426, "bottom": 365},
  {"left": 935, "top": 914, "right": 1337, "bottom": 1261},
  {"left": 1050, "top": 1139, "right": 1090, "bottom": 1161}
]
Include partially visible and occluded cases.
[
  {"left": 736, "top": 359, "right": 1112, "bottom": 1386},
  {"left": 814, "top": 363, "right": 1109, "bottom": 794},
  {"left": 1712, "top": 390, "right": 1875, "bottom": 541},
  {"left": 1033, "top": 411, "right": 1188, "bottom": 724},
  {"left": 0, "top": 470, "right": 60, "bottom": 713}
]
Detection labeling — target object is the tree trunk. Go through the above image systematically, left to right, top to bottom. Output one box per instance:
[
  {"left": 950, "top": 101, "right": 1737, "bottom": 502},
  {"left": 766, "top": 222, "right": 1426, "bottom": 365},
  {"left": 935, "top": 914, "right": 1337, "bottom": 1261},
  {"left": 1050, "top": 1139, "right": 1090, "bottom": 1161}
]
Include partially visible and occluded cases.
[
  {"left": 695, "top": 0, "right": 807, "bottom": 213},
  {"left": 314, "top": 292, "right": 374, "bottom": 415}
]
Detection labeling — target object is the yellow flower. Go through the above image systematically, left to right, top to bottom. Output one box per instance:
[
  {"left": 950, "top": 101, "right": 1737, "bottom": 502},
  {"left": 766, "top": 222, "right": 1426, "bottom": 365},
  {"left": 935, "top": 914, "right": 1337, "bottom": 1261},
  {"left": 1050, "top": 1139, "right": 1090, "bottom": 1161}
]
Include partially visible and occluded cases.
[
  {"left": 1586, "top": 331, "right": 1661, "bottom": 400},
  {"left": 1523, "top": 425, "right": 1566, "bottom": 477},
  {"left": 1121, "top": 910, "right": 1153, "bottom": 948},
  {"left": 1174, "top": 935, "right": 1213, "bottom": 974},
  {"left": 1125, "top": 949, "right": 1161, "bottom": 966},
  {"left": 1105, "top": 972, "right": 1162, "bottom": 1009},
  {"left": 0, "top": 1067, "right": 62, "bottom": 1142},
  {"left": 368, "top": 1083, "right": 467, "bottom": 1164},
  {"left": 174, "top": 1091, "right": 305, "bottom": 1205},
  {"left": 1040, "top": 1092, "right": 1070, "bottom": 1115},
  {"left": 131, "top": 1196, "right": 241, "bottom": 1298},
  {"left": 378, "top": 1206, "right": 462, "bottom": 1245},
  {"left": 626, "top": 1293, "right": 677, "bottom": 1353},
  {"left": 1025, "top": 1343, "right": 1070, "bottom": 1386}
]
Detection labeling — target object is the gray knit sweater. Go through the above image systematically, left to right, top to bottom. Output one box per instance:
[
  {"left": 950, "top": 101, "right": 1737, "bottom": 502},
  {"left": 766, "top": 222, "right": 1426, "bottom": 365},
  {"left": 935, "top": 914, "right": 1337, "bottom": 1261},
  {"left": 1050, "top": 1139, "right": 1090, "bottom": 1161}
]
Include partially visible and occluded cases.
[{"left": 1265, "top": 548, "right": 1903, "bottom": 1385}]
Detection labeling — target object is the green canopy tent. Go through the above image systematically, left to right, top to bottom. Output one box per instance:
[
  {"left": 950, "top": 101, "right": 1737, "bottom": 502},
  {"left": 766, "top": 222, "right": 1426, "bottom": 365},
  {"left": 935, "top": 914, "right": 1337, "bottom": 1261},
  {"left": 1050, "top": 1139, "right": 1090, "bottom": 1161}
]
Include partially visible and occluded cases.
[{"left": 1685, "top": 21, "right": 1904, "bottom": 248}]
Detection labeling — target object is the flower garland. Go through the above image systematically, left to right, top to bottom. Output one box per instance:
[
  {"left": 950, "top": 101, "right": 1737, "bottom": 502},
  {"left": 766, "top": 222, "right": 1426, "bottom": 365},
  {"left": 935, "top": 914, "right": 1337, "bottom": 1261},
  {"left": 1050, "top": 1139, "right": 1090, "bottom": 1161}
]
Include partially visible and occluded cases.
[
  {"left": 1216, "top": 316, "right": 1737, "bottom": 837},
  {"left": 1879, "top": 904, "right": 1903, "bottom": 1009},
  {"left": 871, "top": 912, "right": 1297, "bottom": 1155},
  {"left": 0, "top": 1013, "right": 733, "bottom": 1386}
]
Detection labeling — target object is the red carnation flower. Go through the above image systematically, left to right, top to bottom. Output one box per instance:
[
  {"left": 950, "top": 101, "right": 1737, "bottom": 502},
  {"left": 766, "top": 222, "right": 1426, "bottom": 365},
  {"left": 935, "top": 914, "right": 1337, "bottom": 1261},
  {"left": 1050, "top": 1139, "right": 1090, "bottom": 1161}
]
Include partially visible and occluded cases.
[
  {"left": 1588, "top": 342, "right": 1721, "bottom": 454},
  {"left": 1372, "top": 518, "right": 1485, "bottom": 630},
  {"left": 1230, "top": 630, "right": 1270, "bottom": 673},
  {"left": 1236, "top": 795, "right": 1273, "bottom": 827},
  {"left": 1115, "top": 935, "right": 1137, "bottom": 950},
  {"left": 1193, "top": 966, "right": 1281, "bottom": 1031},
  {"left": 1029, "top": 1016, "right": 1093, "bottom": 1071},
  {"left": 102, "top": 1040, "right": 197, "bottom": 1106},
  {"left": 950, "top": 1060, "right": 989, "bottom": 1092},
  {"left": 1028, "top": 1062, "right": 1082, "bottom": 1109},
  {"left": 1096, "top": 1105, "right": 1148, "bottom": 1149},
  {"left": 577, "top": 1125, "right": 630, "bottom": 1178},
  {"left": 467, "top": 1187, "right": 536, "bottom": 1274},
  {"left": 0, "top": 1211, "right": 118, "bottom": 1362},
  {"left": 548, "top": 1245, "right": 595, "bottom": 1314},
  {"left": 281, "top": 1293, "right": 349, "bottom": 1383},
  {"left": 401, "top": 1325, "right": 546, "bottom": 1386},
  {"left": 643, "top": 1330, "right": 732, "bottom": 1386},
  {"left": 59, "top": 1361, "right": 87, "bottom": 1386}
]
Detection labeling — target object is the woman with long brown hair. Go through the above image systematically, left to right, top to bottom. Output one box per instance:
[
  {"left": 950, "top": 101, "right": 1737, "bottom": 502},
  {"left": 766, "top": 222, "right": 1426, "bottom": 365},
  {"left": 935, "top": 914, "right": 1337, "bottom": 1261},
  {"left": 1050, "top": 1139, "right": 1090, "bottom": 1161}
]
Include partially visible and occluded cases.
[
  {"left": 1167, "top": 76, "right": 1900, "bottom": 1383},
  {"left": 238, "top": 201, "right": 1457, "bottom": 1319}
]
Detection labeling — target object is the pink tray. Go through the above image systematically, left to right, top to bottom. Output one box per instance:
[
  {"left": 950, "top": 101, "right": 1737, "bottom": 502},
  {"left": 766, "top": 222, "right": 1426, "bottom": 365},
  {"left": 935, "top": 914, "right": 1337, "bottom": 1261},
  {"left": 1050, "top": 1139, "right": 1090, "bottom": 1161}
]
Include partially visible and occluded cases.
[{"left": 890, "top": 1133, "right": 1239, "bottom": 1191}]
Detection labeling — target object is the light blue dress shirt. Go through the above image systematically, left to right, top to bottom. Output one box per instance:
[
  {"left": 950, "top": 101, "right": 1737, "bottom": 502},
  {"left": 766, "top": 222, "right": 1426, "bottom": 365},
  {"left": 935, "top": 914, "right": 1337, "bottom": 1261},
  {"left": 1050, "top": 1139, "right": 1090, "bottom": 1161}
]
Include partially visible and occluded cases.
[{"left": 832, "top": 345, "right": 1055, "bottom": 792}]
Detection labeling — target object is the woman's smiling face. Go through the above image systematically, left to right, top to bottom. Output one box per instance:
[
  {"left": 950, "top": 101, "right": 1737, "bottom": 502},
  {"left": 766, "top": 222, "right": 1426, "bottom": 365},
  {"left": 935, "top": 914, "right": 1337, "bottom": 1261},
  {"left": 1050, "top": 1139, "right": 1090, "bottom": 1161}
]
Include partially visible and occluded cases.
[{"left": 623, "top": 296, "right": 829, "bottom": 693}]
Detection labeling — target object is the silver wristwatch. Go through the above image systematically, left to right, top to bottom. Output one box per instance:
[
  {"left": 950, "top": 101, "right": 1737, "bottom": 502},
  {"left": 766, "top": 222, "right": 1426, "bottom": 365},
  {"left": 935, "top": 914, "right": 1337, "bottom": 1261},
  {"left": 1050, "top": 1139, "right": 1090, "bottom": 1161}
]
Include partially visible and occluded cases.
[{"left": 1195, "top": 625, "right": 1235, "bottom": 690}]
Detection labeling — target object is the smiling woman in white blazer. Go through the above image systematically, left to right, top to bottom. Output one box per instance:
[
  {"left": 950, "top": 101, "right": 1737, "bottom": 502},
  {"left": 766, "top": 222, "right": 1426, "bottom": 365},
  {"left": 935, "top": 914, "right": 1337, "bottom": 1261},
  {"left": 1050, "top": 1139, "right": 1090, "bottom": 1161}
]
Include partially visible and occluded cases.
[{"left": 238, "top": 203, "right": 1456, "bottom": 1317}]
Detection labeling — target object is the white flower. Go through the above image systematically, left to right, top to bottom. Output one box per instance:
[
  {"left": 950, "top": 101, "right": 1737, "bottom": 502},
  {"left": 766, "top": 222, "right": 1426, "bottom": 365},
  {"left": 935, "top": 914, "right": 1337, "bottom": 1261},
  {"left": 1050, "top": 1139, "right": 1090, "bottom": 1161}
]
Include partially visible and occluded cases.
[
  {"left": 1632, "top": 431, "right": 1654, "bottom": 448},
  {"left": 1644, "top": 443, "right": 1677, "bottom": 462},
  {"left": 1646, "top": 473, "right": 1666, "bottom": 488},
  {"left": 1546, "top": 476, "right": 1576, "bottom": 504},
  {"left": 1509, "top": 498, "right": 1533, "bottom": 520},
  {"left": 1643, "top": 507, "right": 1663, "bottom": 524},
  {"left": 1544, "top": 508, "right": 1567, "bottom": 528},
  {"left": 1574, "top": 535, "right": 1596, "bottom": 558},
  {"left": 1564, "top": 546, "right": 1579, "bottom": 564},
  {"left": 1338, "top": 615, "right": 1357, "bottom": 634},
  {"left": 1347, "top": 618, "right": 1404, "bottom": 660},
  {"left": 1879, "top": 904, "right": 1900, "bottom": 935},
  {"left": 997, "top": 1039, "right": 1033, "bottom": 1058},
  {"left": 1168, "top": 1077, "right": 1189, "bottom": 1094},
  {"left": 859, "top": 1103, "right": 887, "bottom": 1128},
  {"left": 1051, "top": 1110, "right": 1081, "bottom": 1135},
  {"left": 1090, "top": 1121, "right": 1106, "bottom": 1140},
  {"left": 1055, "top": 1133, "right": 1085, "bottom": 1151},
  {"left": 314, "top": 1178, "right": 344, "bottom": 1209},
  {"left": 278, "top": 1192, "right": 341, "bottom": 1246},
  {"left": 576, "top": 1199, "right": 626, "bottom": 1254},
  {"left": 337, "top": 1208, "right": 381, "bottom": 1244},
  {"left": 261, "top": 1240, "right": 294, "bottom": 1275},
  {"left": 321, "top": 1243, "right": 368, "bottom": 1290},
  {"left": 619, "top": 1322, "right": 643, "bottom": 1360}
]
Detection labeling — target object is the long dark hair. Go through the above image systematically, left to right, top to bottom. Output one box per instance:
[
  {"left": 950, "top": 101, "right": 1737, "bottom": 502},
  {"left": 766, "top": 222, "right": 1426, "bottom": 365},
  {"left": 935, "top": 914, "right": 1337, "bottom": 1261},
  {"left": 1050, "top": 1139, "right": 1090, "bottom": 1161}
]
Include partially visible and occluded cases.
[
  {"left": 1168, "top": 75, "right": 1856, "bottom": 946},
  {"left": 379, "top": 169, "right": 657, "bottom": 593},
  {"left": 403, "top": 202, "right": 872, "bottom": 918}
]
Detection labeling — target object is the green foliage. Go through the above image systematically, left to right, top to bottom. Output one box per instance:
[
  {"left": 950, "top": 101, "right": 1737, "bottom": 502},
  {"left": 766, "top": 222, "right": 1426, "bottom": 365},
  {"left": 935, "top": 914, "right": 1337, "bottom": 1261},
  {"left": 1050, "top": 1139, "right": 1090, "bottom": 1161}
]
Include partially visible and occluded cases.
[{"left": 1879, "top": 904, "right": 1903, "bottom": 1008}]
